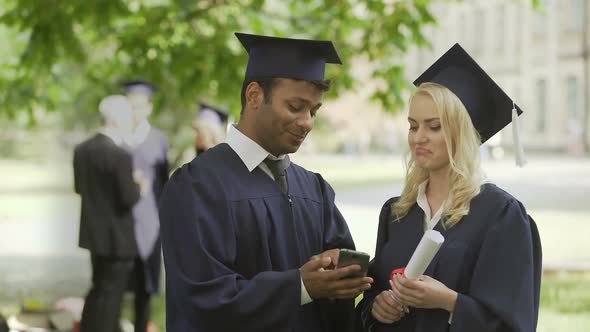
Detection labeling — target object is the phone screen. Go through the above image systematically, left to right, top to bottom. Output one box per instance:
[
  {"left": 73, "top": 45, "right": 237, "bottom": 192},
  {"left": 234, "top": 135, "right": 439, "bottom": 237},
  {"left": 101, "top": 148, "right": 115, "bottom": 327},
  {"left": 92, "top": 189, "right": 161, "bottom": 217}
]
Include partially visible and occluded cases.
[{"left": 337, "top": 249, "right": 370, "bottom": 277}]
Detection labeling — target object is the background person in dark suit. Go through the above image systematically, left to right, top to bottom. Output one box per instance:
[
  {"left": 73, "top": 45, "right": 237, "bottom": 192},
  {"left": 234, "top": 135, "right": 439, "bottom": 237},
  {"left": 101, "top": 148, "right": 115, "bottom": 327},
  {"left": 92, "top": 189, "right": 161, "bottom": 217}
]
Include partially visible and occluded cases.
[
  {"left": 120, "top": 80, "right": 169, "bottom": 332},
  {"left": 74, "top": 95, "right": 145, "bottom": 332}
]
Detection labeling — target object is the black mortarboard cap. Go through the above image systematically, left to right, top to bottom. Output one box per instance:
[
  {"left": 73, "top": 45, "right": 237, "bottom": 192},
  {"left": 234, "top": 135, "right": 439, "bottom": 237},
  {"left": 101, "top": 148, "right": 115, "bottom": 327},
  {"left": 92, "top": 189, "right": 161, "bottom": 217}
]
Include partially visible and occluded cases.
[
  {"left": 235, "top": 32, "right": 342, "bottom": 81},
  {"left": 413, "top": 43, "right": 523, "bottom": 143},
  {"left": 119, "top": 79, "right": 157, "bottom": 98},
  {"left": 196, "top": 101, "right": 229, "bottom": 125}
]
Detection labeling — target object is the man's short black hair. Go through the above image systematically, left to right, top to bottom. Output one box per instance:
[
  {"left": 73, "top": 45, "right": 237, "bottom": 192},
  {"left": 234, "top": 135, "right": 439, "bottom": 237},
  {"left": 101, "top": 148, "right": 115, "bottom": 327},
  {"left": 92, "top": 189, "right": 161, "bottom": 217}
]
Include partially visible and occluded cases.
[{"left": 240, "top": 78, "right": 332, "bottom": 113}]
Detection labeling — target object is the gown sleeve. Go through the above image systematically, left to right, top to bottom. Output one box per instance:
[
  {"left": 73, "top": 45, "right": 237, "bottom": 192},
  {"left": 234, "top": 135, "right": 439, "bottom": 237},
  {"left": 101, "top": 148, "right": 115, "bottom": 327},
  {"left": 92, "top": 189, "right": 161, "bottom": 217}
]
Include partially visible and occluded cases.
[
  {"left": 153, "top": 132, "right": 169, "bottom": 200},
  {"left": 73, "top": 146, "right": 83, "bottom": 195},
  {"left": 158, "top": 167, "right": 301, "bottom": 331},
  {"left": 315, "top": 173, "right": 357, "bottom": 332},
  {"left": 317, "top": 173, "right": 355, "bottom": 251},
  {"left": 355, "top": 198, "right": 397, "bottom": 331},
  {"left": 450, "top": 199, "right": 542, "bottom": 332}
]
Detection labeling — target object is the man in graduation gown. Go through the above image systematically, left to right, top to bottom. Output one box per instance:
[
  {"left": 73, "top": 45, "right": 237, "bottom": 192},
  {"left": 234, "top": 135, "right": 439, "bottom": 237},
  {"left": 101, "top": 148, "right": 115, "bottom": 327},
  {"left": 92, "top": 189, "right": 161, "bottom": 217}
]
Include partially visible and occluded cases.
[
  {"left": 158, "top": 33, "right": 374, "bottom": 332},
  {"left": 121, "top": 80, "right": 169, "bottom": 332},
  {"left": 74, "top": 95, "right": 142, "bottom": 332}
]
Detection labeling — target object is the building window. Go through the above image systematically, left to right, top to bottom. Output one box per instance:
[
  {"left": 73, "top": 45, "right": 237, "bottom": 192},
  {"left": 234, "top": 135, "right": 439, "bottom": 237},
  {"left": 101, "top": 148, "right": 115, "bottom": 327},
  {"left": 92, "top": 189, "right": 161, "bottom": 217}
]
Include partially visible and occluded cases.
[
  {"left": 534, "top": 0, "right": 548, "bottom": 36},
  {"left": 570, "top": 0, "right": 584, "bottom": 32},
  {"left": 513, "top": 3, "right": 523, "bottom": 55},
  {"left": 496, "top": 5, "right": 506, "bottom": 52},
  {"left": 472, "top": 7, "right": 486, "bottom": 53},
  {"left": 458, "top": 11, "right": 467, "bottom": 47},
  {"left": 567, "top": 76, "right": 579, "bottom": 117},
  {"left": 536, "top": 79, "right": 547, "bottom": 132}
]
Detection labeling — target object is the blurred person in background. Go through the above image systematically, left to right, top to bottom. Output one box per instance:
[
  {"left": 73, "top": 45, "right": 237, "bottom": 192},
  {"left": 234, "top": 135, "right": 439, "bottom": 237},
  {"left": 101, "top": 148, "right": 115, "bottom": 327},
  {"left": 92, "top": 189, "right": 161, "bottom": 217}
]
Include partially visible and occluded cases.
[
  {"left": 158, "top": 33, "right": 373, "bottom": 332},
  {"left": 355, "top": 44, "right": 541, "bottom": 332},
  {"left": 120, "top": 80, "right": 169, "bottom": 332},
  {"left": 74, "top": 95, "right": 144, "bottom": 332},
  {"left": 192, "top": 101, "right": 229, "bottom": 156},
  {"left": 0, "top": 313, "right": 8, "bottom": 332}
]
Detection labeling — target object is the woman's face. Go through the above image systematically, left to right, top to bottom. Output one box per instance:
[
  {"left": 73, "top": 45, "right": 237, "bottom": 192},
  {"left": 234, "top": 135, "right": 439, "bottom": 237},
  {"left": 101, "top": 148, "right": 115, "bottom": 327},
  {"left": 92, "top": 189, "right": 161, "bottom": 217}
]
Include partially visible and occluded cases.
[{"left": 408, "top": 94, "right": 450, "bottom": 172}]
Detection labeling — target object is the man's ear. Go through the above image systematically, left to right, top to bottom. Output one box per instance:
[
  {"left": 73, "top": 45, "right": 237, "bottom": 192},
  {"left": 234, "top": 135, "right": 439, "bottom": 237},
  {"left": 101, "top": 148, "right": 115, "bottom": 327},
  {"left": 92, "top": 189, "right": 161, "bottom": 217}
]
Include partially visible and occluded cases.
[{"left": 245, "top": 82, "right": 264, "bottom": 110}]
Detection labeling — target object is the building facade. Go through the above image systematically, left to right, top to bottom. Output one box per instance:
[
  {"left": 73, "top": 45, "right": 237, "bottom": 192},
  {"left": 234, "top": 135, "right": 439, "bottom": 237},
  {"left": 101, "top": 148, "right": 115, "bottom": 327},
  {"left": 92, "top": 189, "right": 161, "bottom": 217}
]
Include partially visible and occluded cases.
[{"left": 403, "top": 0, "right": 590, "bottom": 153}]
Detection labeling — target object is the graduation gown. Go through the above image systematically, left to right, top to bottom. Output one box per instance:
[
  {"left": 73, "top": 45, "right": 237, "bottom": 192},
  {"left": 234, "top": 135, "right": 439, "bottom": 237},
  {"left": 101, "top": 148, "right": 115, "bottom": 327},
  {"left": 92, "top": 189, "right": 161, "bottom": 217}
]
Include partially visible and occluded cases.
[
  {"left": 126, "top": 126, "right": 169, "bottom": 294},
  {"left": 159, "top": 143, "right": 356, "bottom": 332},
  {"left": 356, "top": 183, "right": 542, "bottom": 332}
]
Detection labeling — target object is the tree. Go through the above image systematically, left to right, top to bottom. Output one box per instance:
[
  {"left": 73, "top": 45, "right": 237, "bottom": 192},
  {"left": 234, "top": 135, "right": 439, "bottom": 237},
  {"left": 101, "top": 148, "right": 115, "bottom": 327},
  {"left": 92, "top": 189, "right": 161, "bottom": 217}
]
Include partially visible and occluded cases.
[
  {"left": 0, "top": 0, "right": 538, "bottom": 162},
  {"left": 0, "top": 0, "right": 439, "bottom": 116},
  {"left": 0, "top": 0, "right": 441, "bottom": 163}
]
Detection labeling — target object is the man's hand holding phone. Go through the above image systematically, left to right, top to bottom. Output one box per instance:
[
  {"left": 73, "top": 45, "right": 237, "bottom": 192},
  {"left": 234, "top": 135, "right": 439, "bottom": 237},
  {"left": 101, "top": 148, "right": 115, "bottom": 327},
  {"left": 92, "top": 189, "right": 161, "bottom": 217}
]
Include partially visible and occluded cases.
[
  {"left": 309, "top": 248, "right": 340, "bottom": 270},
  {"left": 300, "top": 249, "right": 373, "bottom": 300}
]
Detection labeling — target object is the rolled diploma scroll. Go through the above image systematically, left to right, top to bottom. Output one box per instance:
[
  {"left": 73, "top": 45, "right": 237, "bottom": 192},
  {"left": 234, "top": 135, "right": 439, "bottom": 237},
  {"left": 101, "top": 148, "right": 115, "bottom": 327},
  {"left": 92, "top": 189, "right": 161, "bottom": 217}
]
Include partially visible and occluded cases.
[{"left": 402, "top": 230, "right": 445, "bottom": 279}]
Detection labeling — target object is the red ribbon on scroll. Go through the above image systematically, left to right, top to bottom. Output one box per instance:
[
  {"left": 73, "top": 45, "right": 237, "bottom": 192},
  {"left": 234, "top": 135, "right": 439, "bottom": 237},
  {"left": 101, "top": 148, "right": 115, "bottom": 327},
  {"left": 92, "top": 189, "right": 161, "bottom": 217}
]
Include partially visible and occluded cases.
[{"left": 390, "top": 267, "right": 406, "bottom": 282}]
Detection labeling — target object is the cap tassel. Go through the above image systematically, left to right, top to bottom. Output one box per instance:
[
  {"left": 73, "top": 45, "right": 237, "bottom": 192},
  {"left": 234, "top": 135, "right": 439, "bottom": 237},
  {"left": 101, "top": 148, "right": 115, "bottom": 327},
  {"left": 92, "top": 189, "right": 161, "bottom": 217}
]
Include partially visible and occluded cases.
[{"left": 512, "top": 101, "right": 527, "bottom": 167}]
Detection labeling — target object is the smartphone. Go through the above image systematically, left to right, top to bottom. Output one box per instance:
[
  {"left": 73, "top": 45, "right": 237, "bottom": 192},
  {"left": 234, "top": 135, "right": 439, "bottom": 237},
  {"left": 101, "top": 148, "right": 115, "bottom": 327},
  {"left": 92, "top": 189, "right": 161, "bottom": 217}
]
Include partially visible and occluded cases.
[{"left": 337, "top": 249, "right": 370, "bottom": 278}]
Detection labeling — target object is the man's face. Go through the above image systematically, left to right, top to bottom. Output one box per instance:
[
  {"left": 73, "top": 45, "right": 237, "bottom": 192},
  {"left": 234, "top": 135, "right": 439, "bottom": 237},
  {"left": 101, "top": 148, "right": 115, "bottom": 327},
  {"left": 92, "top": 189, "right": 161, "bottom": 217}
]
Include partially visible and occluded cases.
[
  {"left": 254, "top": 79, "right": 324, "bottom": 156},
  {"left": 127, "top": 93, "right": 153, "bottom": 124}
]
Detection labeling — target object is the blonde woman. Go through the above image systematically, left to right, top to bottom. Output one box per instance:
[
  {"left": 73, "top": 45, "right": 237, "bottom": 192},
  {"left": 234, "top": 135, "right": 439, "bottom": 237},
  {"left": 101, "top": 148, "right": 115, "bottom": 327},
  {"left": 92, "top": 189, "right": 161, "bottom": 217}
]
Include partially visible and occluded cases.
[{"left": 355, "top": 44, "right": 541, "bottom": 332}]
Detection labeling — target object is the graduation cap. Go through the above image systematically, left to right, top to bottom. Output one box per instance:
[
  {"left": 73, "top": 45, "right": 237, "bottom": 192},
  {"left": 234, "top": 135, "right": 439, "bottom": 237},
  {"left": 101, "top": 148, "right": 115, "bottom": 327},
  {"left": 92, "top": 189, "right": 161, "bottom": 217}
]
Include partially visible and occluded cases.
[
  {"left": 235, "top": 32, "right": 342, "bottom": 81},
  {"left": 413, "top": 43, "right": 526, "bottom": 166},
  {"left": 119, "top": 79, "right": 158, "bottom": 98},
  {"left": 194, "top": 101, "right": 229, "bottom": 127}
]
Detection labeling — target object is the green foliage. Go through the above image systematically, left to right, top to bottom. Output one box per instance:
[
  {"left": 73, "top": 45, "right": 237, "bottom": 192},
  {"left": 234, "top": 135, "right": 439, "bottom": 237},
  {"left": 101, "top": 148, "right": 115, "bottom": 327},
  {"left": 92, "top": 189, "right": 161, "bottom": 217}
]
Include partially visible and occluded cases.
[
  {"left": 0, "top": 0, "right": 439, "bottom": 124},
  {"left": 0, "top": 0, "right": 537, "bottom": 163},
  {"left": 531, "top": 0, "right": 543, "bottom": 10},
  {"left": 541, "top": 273, "right": 590, "bottom": 314}
]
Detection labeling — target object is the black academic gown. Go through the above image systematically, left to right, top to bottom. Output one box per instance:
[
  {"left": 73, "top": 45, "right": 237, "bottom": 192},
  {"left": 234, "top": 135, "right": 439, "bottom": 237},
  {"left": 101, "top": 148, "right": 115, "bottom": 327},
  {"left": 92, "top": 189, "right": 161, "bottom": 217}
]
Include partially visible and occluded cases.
[
  {"left": 158, "top": 143, "right": 356, "bottom": 332},
  {"left": 356, "top": 183, "right": 542, "bottom": 332}
]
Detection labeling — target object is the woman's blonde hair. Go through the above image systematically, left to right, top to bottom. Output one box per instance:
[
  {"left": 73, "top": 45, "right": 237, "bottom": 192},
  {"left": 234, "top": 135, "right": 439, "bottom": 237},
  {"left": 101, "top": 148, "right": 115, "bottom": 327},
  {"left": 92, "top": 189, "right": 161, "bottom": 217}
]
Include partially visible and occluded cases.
[{"left": 392, "top": 82, "right": 485, "bottom": 228}]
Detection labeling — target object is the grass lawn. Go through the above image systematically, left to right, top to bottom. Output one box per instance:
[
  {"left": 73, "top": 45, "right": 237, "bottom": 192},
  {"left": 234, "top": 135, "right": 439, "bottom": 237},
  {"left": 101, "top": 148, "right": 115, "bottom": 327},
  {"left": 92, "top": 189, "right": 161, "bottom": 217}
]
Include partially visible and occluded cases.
[
  {"left": 293, "top": 154, "right": 406, "bottom": 189},
  {"left": 2, "top": 157, "right": 590, "bottom": 331},
  {"left": 531, "top": 210, "right": 590, "bottom": 264},
  {"left": 139, "top": 273, "right": 590, "bottom": 332},
  {"left": 537, "top": 273, "right": 590, "bottom": 332},
  {"left": 122, "top": 294, "right": 166, "bottom": 331}
]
